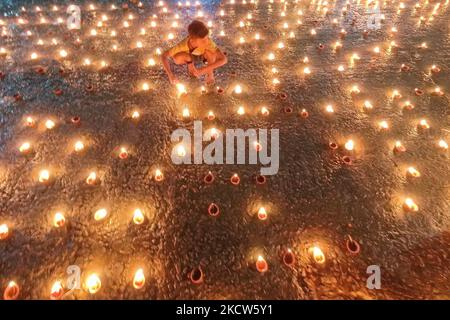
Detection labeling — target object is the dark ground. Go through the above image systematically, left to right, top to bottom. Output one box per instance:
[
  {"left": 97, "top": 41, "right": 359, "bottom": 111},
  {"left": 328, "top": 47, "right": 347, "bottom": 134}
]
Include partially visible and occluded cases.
[{"left": 0, "top": 0, "right": 449, "bottom": 299}]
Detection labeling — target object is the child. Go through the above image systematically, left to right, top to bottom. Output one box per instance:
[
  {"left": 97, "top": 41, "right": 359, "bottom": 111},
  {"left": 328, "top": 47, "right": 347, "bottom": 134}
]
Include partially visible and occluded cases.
[{"left": 162, "top": 20, "right": 227, "bottom": 85}]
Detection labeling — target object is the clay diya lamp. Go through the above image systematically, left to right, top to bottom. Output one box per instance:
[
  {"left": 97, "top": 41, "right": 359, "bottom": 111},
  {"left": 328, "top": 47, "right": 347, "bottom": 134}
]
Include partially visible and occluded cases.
[
  {"left": 300, "top": 109, "right": 309, "bottom": 118},
  {"left": 342, "top": 155, "right": 352, "bottom": 165},
  {"left": 203, "top": 171, "right": 214, "bottom": 184},
  {"left": 230, "top": 174, "right": 240, "bottom": 185},
  {"left": 255, "top": 175, "right": 267, "bottom": 185},
  {"left": 207, "top": 203, "right": 219, "bottom": 217},
  {"left": 346, "top": 235, "right": 361, "bottom": 255},
  {"left": 282, "top": 249, "right": 296, "bottom": 267},
  {"left": 256, "top": 256, "right": 268, "bottom": 273},
  {"left": 190, "top": 267, "right": 204, "bottom": 285},
  {"left": 3, "top": 281, "right": 20, "bottom": 300}
]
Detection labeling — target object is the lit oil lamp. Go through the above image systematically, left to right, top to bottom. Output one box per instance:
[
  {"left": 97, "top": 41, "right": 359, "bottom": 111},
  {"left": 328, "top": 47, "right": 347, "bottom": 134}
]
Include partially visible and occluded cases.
[
  {"left": 239, "top": 36, "right": 245, "bottom": 44},
  {"left": 59, "top": 49, "right": 68, "bottom": 58},
  {"left": 30, "top": 52, "right": 38, "bottom": 60},
  {"left": 267, "top": 52, "right": 275, "bottom": 61},
  {"left": 83, "top": 58, "right": 92, "bottom": 66},
  {"left": 147, "top": 58, "right": 156, "bottom": 66},
  {"left": 337, "top": 65, "right": 345, "bottom": 72},
  {"left": 430, "top": 65, "right": 440, "bottom": 73},
  {"left": 303, "top": 67, "right": 311, "bottom": 75},
  {"left": 272, "top": 78, "right": 280, "bottom": 85},
  {"left": 142, "top": 82, "right": 150, "bottom": 91},
  {"left": 176, "top": 83, "right": 187, "bottom": 96},
  {"left": 350, "top": 85, "right": 360, "bottom": 95},
  {"left": 432, "top": 87, "right": 444, "bottom": 96},
  {"left": 392, "top": 89, "right": 402, "bottom": 99},
  {"left": 403, "top": 101, "right": 414, "bottom": 110},
  {"left": 325, "top": 104, "right": 335, "bottom": 113},
  {"left": 237, "top": 106, "right": 245, "bottom": 115},
  {"left": 179, "top": 107, "right": 190, "bottom": 119},
  {"left": 261, "top": 107, "right": 269, "bottom": 116},
  {"left": 131, "top": 111, "right": 140, "bottom": 120},
  {"left": 207, "top": 111, "right": 215, "bottom": 120},
  {"left": 45, "top": 119, "right": 55, "bottom": 130},
  {"left": 418, "top": 119, "right": 430, "bottom": 130},
  {"left": 378, "top": 121, "right": 389, "bottom": 130},
  {"left": 344, "top": 139, "right": 355, "bottom": 151},
  {"left": 438, "top": 139, "right": 448, "bottom": 150},
  {"left": 394, "top": 140, "right": 406, "bottom": 153},
  {"left": 74, "top": 141, "right": 84, "bottom": 152},
  {"left": 19, "top": 142, "right": 31, "bottom": 154},
  {"left": 176, "top": 145, "right": 186, "bottom": 157},
  {"left": 119, "top": 147, "right": 129, "bottom": 159},
  {"left": 406, "top": 167, "right": 421, "bottom": 178},
  {"left": 39, "top": 169, "right": 50, "bottom": 183},
  {"left": 154, "top": 169, "right": 164, "bottom": 182},
  {"left": 86, "top": 171, "right": 97, "bottom": 185},
  {"left": 230, "top": 173, "right": 240, "bottom": 185},
  {"left": 403, "top": 198, "right": 419, "bottom": 212},
  {"left": 208, "top": 203, "right": 220, "bottom": 216},
  {"left": 257, "top": 207, "right": 267, "bottom": 220},
  {"left": 94, "top": 208, "right": 108, "bottom": 221},
  {"left": 133, "top": 208, "right": 145, "bottom": 225},
  {"left": 53, "top": 212, "right": 65, "bottom": 228},
  {"left": 0, "top": 223, "right": 9, "bottom": 240},
  {"left": 310, "top": 246, "right": 325, "bottom": 264},
  {"left": 283, "top": 249, "right": 295, "bottom": 267},
  {"left": 256, "top": 255, "right": 268, "bottom": 273},
  {"left": 133, "top": 269, "right": 145, "bottom": 289},
  {"left": 86, "top": 274, "right": 101, "bottom": 294},
  {"left": 3, "top": 281, "right": 20, "bottom": 300},
  {"left": 50, "top": 281, "right": 64, "bottom": 300}
]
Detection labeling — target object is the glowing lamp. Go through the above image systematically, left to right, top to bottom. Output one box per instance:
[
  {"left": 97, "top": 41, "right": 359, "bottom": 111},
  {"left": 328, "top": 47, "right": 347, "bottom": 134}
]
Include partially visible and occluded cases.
[
  {"left": 59, "top": 49, "right": 68, "bottom": 58},
  {"left": 31, "top": 52, "right": 38, "bottom": 60},
  {"left": 267, "top": 52, "right": 275, "bottom": 60},
  {"left": 148, "top": 58, "right": 156, "bottom": 66},
  {"left": 337, "top": 65, "right": 345, "bottom": 72},
  {"left": 303, "top": 67, "right": 311, "bottom": 75},
  {"left": 142, "top": 83, "right": 150, "bottom": 91},
  {"left": 176, "top": 83, "right": 187, "bottom": 96},
  {"left": 350, "top": 85, "right": 360, "bottom": 95},
  {"left": 392, "top": 90, "right": 402, "bottom": 99},
  {"left": 325, "top": 105, "right": 334, "bottom": 113},
  {"left": 237, "top": 106, "right": 245, "bottom": 115},
  {"left": 261, "top": 107, "right": 269, "bottom": 116},
  {"left": 131, "top": 111, "right": 140, "bottom": 119},
  {"left": 207, "top": 111, "right": 215, "bottom": 120},
  {"left": 45, "top": 119, "right": 55, "bottom": 129},
  {"left": 418, "top": 119, "right": 430, "bottom": 130},
  {"left": 378, "top": 121, "right": 389, "bottom": 130},
  {"left": 344, "top": 140, "right": 354, "bottom": 151},
  {"left": 438, "top": 140, "right": 448, "bottom": 150},
  {"left": 74, "top": 141, "right": 84, "bottom": 152},
  {"left": 394, "top": 141, "right": 406, "bottom": 153},
  {"left": 19, "top": 142, "right": 31, "bottom": 153},
  {"left": 176, "top": 145, "right": 186, "bottom": 157},
  {"left": 119, "top": 147, "right": 129, "bottom": 159},
  {"left": 407, "top": 167, "right": 421, "bottom": 178},
  {"left": 154, "top": 169, "right": 164, "bottom": 182},
  {"left": 39, "top": 170, "right": 50, "bottom": 183},
  {"left": 86, "top": 172, "right": 97, "bottom": 185},
  {"left": 230, "top": 174, "right": 240, "bottom": 185},
  {"left": 403, "top": 198, "right": 419, "bottom": 212},
  {"left": 257, "top": 207, "right": 267, "bottom": 220},
  {"left": 94, "top": 208, "right": 108, "bottom": 221},
  {"left": 133, "top": 209, "right": 145, "bottom": 225},
  {"left": 53, "top": 212, "right": 65, "bottom": 228},
  {"left": 0, "top": 223, "right": 9, "bottom": 240},
  {"left": 311, "top": 246, "right": 325, "bottom": 264},
  {"left": 256, "top": 255, "right": 268, "bottom": 273},
  {"left": 133, "top": 269, "right": 145, "bottom": 289},
  {"left": 86, "top": 274, "right": 101, "bottom": 294},
  {"left": 3, "top": 281, "right": 20, "bottom": 300},
  {"left": 50, "top": 281, "right": 64, "bottom": 300}
]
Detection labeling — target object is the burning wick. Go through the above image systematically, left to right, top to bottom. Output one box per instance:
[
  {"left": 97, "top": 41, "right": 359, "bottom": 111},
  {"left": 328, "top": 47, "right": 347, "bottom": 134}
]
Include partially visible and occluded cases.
[
  {"left": 31, "top": 52, "right": 38, "bottom": 60},
  {"left": 142, "top": 83, "right": 150, "bottom": 91},
  {"left": 176, "top": 83, "right": 187, "bottom": 96},
  {"left": 234, "top": 84, "right": 242, "bottom": 94},
  {"left": 392, "top": 90, "right": 402, "bottom": 99},
  {"left": 364, "top": 101, "right": 373, "bottom": 110},
  {"left": 325, "top": 105, "right": 334, "bottom": 113},
  {"left": 237, "top": 106, "right": 245, "bottom": 115},
  {"left": 261, "top": 107, "right": 269, "bottom": 116},
  {"left": 182, "top": 108, "right": 190, "bottom": 118},
  {"left": 131, "top": 111, "right": 140, "bottom": 119},
  {"left": 207, "top": 111, "right": 215, "bottom": 120},
  {"left": 25, "top": 116, "right": 35, "bottom": 127},
  {"left": 45, "top": 119, "right": 55, "bottom": 130},
  {"left": 418, "top": 119, "right": 430, "bottom": 130},
  {"left": 378, "top": 121, "right": 389, "bottom": 130},
  {"left": 344, "top": 139, "right": 355, "bottom": 151},
  {"left": 438, "top": 139, "right": 448, "bottom": 150},
  {"left": 74, "top": 141, "right": 84, "bottom": 152},
  {"left": 394, "top": 141, "right": 406, "bottom": 153},
  {"left": 19, "top": 142, "right": 31, "bottom": 153},
  {"left": 176, "top": 145, "right": 186, "bottom": 157},
  {"left": 119, "top": 147, "right": 129, "bottom": 159},
  {"left": 406, "top": 167, "right": 421, "bottom": 178},
  {"left": 154, "top": 169, "right": 164, "bottom": 182},
  {"left": 39, "top": 170, "right": 50, "bottom": 183},
  {"left": 86, "top": 172, "right": 97, "bottom": 185},
  {"left": 403, "top": 198, "right": 419, "bottom": 212},
  {"left": 257, "top": 207, "right": 268, "bottom": 221},
  {"left": 94, "top": 208, "right": 108, "bottom": 221},
  {"left": 133, "top": 209, "right": 145, "bottom": 225},
  {"left": 53, "top": 212, "right": 65, "bottom": 228},
  {"left": 0, "top": 223, "right": 9, "bottom": 240},
  {"left": 311, "top": 246, "right": 325, "bottom": 264},
  {"left": 256, "top": 255, "right": 268, "bottom": 273},
  {"left": 133, "top": 269, "right": 145, "bottom": 289},
  {"left": 86, "top": 274, "right": 101, "bottom": 294},
  {"left": 3, "top": 281, "right": 20, "bottom": 300},
  {"left": 50, "top": 281, "right": 64, "bottom": 300}
]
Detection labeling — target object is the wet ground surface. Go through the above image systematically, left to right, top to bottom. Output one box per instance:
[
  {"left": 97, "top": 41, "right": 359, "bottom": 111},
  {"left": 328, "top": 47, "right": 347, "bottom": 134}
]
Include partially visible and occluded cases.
[{"left": 0, "top": 0, "right": 449, "bottom": 300}]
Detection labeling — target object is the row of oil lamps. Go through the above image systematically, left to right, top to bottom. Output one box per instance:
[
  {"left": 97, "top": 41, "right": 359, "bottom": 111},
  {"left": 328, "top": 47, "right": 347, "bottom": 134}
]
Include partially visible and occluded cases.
[{"left": 1, "top": 245, "right": 326, "bottom": 299}]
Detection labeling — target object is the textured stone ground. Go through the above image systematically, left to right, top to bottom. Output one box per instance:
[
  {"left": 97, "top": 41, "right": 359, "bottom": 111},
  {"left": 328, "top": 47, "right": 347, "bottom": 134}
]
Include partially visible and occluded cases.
[{"left": 0, "top": 0, "right": 449, "bottom": 299}]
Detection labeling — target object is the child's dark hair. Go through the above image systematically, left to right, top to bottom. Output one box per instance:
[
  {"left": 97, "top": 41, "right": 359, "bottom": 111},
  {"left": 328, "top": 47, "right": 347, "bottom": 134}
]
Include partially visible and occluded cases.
[{"left": 188, "top": 20, "right": 209, "bottom": 38}]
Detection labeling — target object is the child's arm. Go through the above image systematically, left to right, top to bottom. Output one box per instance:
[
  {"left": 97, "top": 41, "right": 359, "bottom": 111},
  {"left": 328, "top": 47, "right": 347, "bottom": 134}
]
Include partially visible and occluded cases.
[
  {"left": 197, "top": 48, "right": 228, "bottom": 75},
  {"left": 162, "top": 50, "right": 178, "bottom": 84}
]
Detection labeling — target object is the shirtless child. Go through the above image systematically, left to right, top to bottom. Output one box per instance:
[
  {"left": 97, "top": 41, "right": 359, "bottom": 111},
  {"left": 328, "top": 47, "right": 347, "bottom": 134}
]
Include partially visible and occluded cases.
[{"left": 162, "top": 20, "right": 228, "bottom": 85}]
